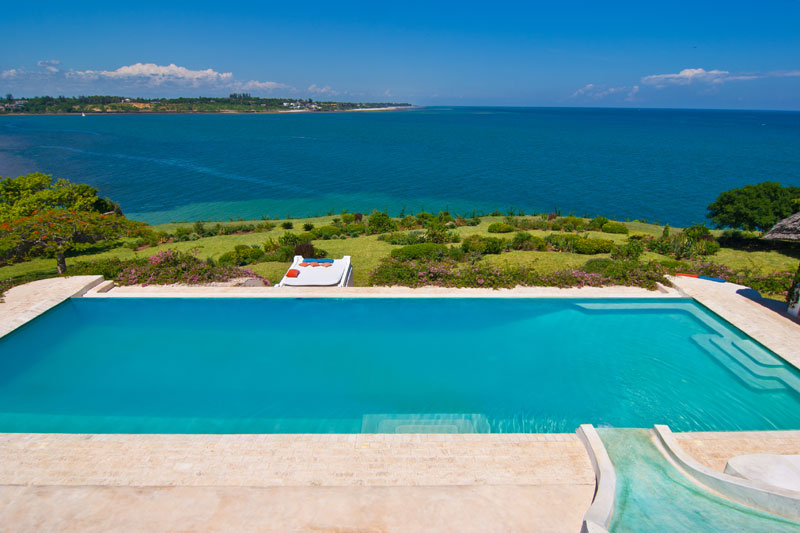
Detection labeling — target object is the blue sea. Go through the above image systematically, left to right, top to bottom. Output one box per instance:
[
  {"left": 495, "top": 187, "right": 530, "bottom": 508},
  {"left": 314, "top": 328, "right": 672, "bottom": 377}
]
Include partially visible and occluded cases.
[{"left": 1, "top": 107, "right": 798, "bottom": 225}]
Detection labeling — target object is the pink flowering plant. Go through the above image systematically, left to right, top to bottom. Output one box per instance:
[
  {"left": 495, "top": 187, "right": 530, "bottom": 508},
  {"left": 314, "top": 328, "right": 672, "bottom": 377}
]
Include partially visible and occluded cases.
[
  {"left": 69, "top": 249, "right": 269, "bottom": 286},
  {"left": 370, "top": 258, "right": 666, "bottom": 290}
]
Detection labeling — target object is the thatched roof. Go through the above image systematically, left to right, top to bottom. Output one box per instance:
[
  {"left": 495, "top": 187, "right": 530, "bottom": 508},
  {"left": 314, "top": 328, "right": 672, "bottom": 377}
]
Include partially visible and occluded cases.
[{"left": 763, "top": 212, "right": 800, "bottom": 241}]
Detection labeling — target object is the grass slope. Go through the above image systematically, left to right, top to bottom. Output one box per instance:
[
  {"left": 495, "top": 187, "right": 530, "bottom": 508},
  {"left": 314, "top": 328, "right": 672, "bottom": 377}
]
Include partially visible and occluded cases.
[{"left": 2, "top": 216, "right": 797, "bottom": 290}]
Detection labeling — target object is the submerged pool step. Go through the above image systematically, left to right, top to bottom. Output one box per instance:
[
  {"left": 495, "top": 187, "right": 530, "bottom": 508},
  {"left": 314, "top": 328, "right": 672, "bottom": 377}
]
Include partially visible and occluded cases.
[
  {"left": 692, "top": 334, "right": 800, "bottom": 393},
  {"left": 361, "top": 414, "right": 491, "bottom": 434}
]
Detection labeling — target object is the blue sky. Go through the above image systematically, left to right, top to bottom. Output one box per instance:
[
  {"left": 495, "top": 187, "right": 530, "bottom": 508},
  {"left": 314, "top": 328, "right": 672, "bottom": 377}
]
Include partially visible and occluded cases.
[{"left": 2, "top": 1, "right": 800, "bottom": 109}]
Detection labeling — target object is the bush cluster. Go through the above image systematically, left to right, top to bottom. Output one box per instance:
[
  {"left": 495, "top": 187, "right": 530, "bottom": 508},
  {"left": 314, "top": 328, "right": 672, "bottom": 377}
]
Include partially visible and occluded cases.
[
  {"left": 601, "top": 221, "right": 629, "bottom": 234},
  {"left": 487, "top": 222, "right": 515, "bottom": 233},
  {"left": 643, "top": 224, "right": 720, "bottom": 259},
  {"left": 545, "top": 234, "right": 614, "bottom": 254},
  {"left": 461, "top": 235, "right": 506, "bottom": 255},
  {"left": 217, "top": 244, "right": 265, "bottom": 266},
  {"left": 69, "top": 249, "right": 268, "bottom": 286},
  {"left": 370, "top": 257, "right": 670, "bottom": 290}
]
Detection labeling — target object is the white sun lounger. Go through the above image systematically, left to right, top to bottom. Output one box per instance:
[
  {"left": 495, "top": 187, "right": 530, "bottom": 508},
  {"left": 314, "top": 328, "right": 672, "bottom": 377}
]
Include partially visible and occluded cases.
[{"left": 277, "top": 255, "right": 353, "bottom": 287}]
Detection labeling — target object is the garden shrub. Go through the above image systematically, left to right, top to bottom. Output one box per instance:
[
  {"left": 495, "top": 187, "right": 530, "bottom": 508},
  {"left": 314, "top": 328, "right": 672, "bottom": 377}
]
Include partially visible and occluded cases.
[
  {"left": 367, "top": 211, "right": 398, "bottom": 234},
  {"left": 415, "top": 211, "right": 437, "bottom": 226},
  {"left": 341, "top": 213, "right": 356, "bottom": 224},
  {"left": 399, "top": 215, "right": 418, "bottom": 229},
  {"left": 562, "top": 216, "right": 585, "bottom": 229},
  {"left": 587, "top": 216, "right": 610, "bottom": 230},
  {"left": 515, "top": 218, "right": 546, "bottom": 230},
  {"left": 281, "top": 221, "right": 294, "bottom": 230},
  {"left": 601, "top": 221, "right": 629, "bottom": 234},
  {"left": 487, "top": 222, "right": 515, "bottom": 233},
  {"left": 302, "top": 223, "right": 315, "bottom": 231},
  {"left": 344, "top": 223, "right": 366, "bottom": 235},
  {"left": 424, "top": 223, "right": 460, "bottom": 244},
  {"left": 313, "top": 225, "right": 342, "bottom": 239},
  {"left": 173, "top": 226, "right": 192, "bottom": 242},
  {"left": 295, "top": 231, "right": 316, "bottom": 243},
  {"left": 278, "top": 232, "right": 300, "bottom": 246},
  {"left": 510, "top": 232, "right": 546, "bottom": 251},
  {"left": 545, "top": 234, "right": 614, "bottom": 254},
  {"left": 461, "top": 235, "right": 506, "bottom": 255},
  {"left": 611, "top": 239, "right": 645, "bottom": 261},
  {"left": 293, "top": 243, "right": 328, "bottom": 259},
  {"left": 294, "top": 243, "right": 315, "bottom": 258},
  {"left": 390, "top": 243, "right": 448, "bottom": 261},
  {"left": 217, "top": 244, "right": 265, "bottom": 266},
  {"left": 263, "top": 245, "right": 295, "bottom": 262},
  {"left": 581, "top": 259, "right": 668, "bottom": 289}
]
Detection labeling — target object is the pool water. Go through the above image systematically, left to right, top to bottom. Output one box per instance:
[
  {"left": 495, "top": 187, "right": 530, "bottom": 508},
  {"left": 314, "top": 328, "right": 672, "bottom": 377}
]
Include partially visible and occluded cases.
[
  {"left": 1, "top": 297, "right": 799, "bottom": 434},
  {"left": 600, "top": 429, "right": 800, "bottom": 532}
]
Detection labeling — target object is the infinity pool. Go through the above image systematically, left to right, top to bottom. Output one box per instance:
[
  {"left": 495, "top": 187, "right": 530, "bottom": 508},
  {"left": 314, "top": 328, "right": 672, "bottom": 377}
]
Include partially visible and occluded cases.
[{"left": 1, "top": 297, "right": 798, "bottom": 433}]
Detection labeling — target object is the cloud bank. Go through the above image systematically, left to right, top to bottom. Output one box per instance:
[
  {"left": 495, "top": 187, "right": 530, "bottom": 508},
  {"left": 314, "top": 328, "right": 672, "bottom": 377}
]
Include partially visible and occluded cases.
[
  {"left": 0, "top": 61, "right": 317, "bottom": 96},
  {"left": 570, "top": 66, "right": 800, "bottom": 104},
  {"left": 641, "top": 68, "right": 758, "bottom": 87}
]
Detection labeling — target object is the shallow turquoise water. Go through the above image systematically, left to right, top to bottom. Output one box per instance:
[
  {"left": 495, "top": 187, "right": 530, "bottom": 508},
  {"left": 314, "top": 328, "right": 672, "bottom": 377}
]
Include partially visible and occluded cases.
[
  {"left": 2, "top": 108, "right": 798, "bottom": 225},
  {"left": 1, "top": 297, "right": 799, "bottom": 433},
  {"left": 600, "top": 429, "right": 800, "bottom": 531}
]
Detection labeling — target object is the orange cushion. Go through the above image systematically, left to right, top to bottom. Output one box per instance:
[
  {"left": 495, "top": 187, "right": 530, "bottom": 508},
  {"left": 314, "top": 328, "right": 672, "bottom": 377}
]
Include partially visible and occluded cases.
[{"left": 286, "top": 269, "right": 300, "bottom": 278}]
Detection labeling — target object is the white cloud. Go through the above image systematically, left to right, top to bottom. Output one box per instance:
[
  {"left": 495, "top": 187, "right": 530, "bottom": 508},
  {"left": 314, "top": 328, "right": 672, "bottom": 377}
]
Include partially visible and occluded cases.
[
  {"left": 36, "top": 59, "right": 60, "bottom": 72},
  {"left": 68, "top": 62, "right": 234, "bottom": 87},
  {"left": 641, "top": 68, "right": 760, "bottom": 87},
  {"left": 1, "top": 69, "right": 19, "bottom": 79},
  {"left": 771, "top": 70, "right": 800, "bottom": 78},
  {"left": 239, "top": 80, "right": 290, "bottom": 91},
  {"left": 570, "top": 83, "right": 627, "bottom": 100},
  {"left": 571, "top": 83, "right": 595, "bottom": 98},
  {"left": 308, "top": 84, "right": 338, "bottom": 95},
  {"left": 625, "top": 85, "right": 639, "bottom": 102}
]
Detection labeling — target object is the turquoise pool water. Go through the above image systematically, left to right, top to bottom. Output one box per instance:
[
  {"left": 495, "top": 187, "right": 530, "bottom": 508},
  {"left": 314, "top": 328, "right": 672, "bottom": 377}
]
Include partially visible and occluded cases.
[{"left": 1, "top": 297, "right": 799, "bottom": 434}]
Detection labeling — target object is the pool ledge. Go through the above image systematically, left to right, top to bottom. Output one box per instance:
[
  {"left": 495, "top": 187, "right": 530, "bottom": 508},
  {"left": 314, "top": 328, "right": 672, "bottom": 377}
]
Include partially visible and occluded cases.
[
  {"left": 0, "top": 276, "right": 103, "bottom": 338},
  {"left": 84, "top": 282, "right": 683, "bottom": 298}
]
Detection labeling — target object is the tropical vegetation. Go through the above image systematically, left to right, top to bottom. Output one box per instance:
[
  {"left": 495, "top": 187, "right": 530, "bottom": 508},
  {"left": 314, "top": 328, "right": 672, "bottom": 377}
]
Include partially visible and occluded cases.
[{"left": 2, "top": 175, "right": 799, "bottom": 305}]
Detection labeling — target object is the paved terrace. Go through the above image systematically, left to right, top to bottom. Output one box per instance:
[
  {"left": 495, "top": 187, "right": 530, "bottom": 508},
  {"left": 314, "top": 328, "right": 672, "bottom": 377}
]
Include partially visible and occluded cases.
[{"left": 1, "top": 277, "right": 800, "bottom": 531}]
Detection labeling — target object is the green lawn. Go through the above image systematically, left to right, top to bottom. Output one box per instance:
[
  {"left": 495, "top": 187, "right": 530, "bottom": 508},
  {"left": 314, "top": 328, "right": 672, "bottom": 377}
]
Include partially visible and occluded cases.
[{"left": 2, "top": 215, "right": 797, "bottom": 288}]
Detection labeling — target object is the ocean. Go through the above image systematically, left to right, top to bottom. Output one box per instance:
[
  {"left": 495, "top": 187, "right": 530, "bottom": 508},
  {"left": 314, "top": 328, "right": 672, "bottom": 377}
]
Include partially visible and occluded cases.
[{"left": 1, "top": 107, "right": 798, "bottom": 225}]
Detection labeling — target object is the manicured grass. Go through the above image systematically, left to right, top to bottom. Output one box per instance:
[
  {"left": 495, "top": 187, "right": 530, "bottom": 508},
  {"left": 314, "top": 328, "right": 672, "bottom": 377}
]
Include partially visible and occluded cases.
[{"left": 2, "top": 215, "right": 797, "bottom": 287}]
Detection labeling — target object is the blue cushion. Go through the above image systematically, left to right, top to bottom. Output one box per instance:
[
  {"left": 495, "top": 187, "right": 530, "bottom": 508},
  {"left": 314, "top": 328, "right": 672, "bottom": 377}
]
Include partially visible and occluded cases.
[{"left": 305, "top": 258, "right": 334, "bottom": 263}]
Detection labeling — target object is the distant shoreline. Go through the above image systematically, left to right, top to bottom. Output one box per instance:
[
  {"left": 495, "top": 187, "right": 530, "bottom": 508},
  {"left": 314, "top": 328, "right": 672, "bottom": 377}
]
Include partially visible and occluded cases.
[{"left": 0, "top": 106, "right": 420, "bottom": 117}]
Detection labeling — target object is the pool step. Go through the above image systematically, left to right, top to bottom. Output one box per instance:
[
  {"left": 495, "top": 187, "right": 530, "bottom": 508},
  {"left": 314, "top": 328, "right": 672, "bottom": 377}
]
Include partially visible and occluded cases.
[
  {"left": 692, "top": 334, "right": 800, "bottom": 393},
  {"left": 361, "top": 413, "right": 491, "bottom": 434}
]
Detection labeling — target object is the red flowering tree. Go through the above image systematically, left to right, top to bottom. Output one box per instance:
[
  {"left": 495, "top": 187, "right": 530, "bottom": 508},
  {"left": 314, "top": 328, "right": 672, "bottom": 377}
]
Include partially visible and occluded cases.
[{"left": 1, "top": 209, "right": 146, "bottom": 274}]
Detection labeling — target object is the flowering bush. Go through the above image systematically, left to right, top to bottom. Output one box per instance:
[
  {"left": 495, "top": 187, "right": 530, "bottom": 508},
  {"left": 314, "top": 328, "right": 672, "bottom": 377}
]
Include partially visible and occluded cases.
[
  {"left": 69, "top": 249, "right": 269, "bottom": 286},
  {"left": 370, "top": 257, "right": 668, "bottom": 290}
]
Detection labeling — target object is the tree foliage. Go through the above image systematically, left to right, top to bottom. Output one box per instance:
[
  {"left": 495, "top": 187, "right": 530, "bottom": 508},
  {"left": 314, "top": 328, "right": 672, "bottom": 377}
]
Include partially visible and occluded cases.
[
  {"left": 0, "top": 173, "right": 121, "bottom": 222},
  {"left": 706, "top": 182, "right": 800, "bottom": 232},
  {"left": 1, "top": 209, "right": 145, "bottom": 274}
]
